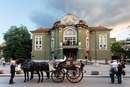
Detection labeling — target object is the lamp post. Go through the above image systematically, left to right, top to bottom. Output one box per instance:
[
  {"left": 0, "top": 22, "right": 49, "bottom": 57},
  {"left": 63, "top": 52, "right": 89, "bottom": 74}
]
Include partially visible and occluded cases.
[{"left": 95, "top": 30, "right": 97, "bottom": 63}]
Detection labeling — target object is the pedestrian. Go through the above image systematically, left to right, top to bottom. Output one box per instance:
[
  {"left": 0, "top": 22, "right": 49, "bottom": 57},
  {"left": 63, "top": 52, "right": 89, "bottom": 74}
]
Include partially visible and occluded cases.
[
  {"left": 85, "top": 56, "right": 88, "bottom": 65},
  {"left": 1, "top": 57, "right": 6, "bottom": 66},
  {"left": 2, "top": 60, "right": 6, "bottom": 66},
  {"left": 9, "top": 60, "right": 16, "bottom": 84},
  {"left": 80, "top": 60, "right": 85, "bottom": 71},
  {"left": 109, "top": 60, "right": 118, "bottom": 84},
  {"left": 121, "top": 61, "right": 126, "bottom": 76},
  {"left": 117, "top": 63, "right": 124, "bottom": 84}
]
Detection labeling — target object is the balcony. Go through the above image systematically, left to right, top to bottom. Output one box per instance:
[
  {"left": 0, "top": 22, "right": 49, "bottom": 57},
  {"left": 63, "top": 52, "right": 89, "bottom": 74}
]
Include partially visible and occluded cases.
[{"left": 62, "top": 41, "right": 78, "bottom": 49}]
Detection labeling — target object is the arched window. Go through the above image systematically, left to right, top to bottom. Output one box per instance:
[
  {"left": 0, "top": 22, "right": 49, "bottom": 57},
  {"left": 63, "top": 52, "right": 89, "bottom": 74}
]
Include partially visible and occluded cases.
[
  {"left": 63, "top": 28, "right": 77, "bottom": 45},
  {"left": 64, "top": 29, "right": 76, "bottom": 35}
]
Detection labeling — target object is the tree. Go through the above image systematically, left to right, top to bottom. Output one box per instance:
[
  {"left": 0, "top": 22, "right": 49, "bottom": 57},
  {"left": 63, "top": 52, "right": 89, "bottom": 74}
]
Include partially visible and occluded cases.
[
  {"left": 3, "top": 25, "right": 32, "bottom": 60},
  {"left": 126, "top": 38, "right": 130, "bottom": 60},
  {"left": 111, "top": 41, "right": 126, "bottom": 59},
  {"left": 0, "top": 43, "right": 6, "bottom": 58},
  {"left": 0, "top": 45, "right": 3, "bottom": 58}
]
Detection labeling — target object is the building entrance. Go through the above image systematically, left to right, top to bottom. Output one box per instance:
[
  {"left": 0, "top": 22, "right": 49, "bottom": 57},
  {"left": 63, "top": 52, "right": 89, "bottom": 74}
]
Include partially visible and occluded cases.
[{"left": 63, "top": 48, "right": 78, "bottom": 60}]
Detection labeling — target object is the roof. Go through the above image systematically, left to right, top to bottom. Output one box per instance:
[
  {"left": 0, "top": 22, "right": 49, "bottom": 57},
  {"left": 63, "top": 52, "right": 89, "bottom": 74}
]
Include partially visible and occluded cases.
[
  {"left": 90, "top": 25, "right": 112, "bottom": 31},
  {"left": 31, "top": 28, "right": 49, "bottom": 33}
]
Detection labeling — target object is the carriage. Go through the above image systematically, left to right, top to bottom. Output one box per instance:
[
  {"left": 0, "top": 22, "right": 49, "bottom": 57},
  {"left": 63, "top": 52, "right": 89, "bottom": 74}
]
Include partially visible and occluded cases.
[
  {"left": 17, "top": 58, "right": 84, "bottom": 83},
  {"left": 50, "top": 59, "right": 84, "bottom": 83}
]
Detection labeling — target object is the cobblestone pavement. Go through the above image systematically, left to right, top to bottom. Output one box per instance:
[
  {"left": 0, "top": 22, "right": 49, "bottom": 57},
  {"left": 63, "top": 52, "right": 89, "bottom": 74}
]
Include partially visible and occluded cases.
[{"left": 0, "top": 77, "right": 130, "bottom": 87}]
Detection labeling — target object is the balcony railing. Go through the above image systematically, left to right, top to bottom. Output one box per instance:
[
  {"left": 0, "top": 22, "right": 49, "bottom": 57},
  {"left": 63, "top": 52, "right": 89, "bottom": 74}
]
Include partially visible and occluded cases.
[{"left": 62, "top": 41, "right": 78, "bottom": 48}]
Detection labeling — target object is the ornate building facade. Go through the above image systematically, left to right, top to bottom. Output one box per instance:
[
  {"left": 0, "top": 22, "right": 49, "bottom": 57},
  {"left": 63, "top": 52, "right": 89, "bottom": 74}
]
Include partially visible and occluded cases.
[{"left": 31, "top": 14, "right": 112, "bottom": 60}]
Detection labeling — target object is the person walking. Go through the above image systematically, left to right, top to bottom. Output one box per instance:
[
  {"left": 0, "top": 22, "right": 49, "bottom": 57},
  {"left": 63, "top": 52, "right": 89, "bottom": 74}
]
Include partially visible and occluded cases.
[
  {"left": 9, "top": 60, "right": 16, "bottom": 84},
  {"left": 80, "top": 60, "right": 85, "bottom": 71},
  {"left": 110, "top": 60, "right": 118, "bottom": 84},
  {"left": 121, "top": 61, "right": 126, "bottom": 76},
  {"left": 117, "top": 63, "right": 124, "bottom": 84}
]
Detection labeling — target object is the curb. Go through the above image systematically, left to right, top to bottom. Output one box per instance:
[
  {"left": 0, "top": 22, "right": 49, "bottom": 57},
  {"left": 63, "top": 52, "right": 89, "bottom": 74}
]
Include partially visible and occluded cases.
[
  {"left": 0, "top": 74, "right": 130, "bottom": 78},
  {"left": 84, "top": 75, "right": 130, "bottom": 78}
]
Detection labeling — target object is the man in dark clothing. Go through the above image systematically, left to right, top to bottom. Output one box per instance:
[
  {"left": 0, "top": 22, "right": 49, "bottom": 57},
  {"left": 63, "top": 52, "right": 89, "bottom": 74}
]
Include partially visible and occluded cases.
[
  {"left": 9, "top": 60, "right": 16, "bottom": 84},
  {"left": 80, "top": 60, "right": 85, "bottom": 71},
  {"left": 121, "top": 61, "right": 126, "bottom": 76},
  {"left": 117, "top": 63, "right": 123, "bottom": 84}
]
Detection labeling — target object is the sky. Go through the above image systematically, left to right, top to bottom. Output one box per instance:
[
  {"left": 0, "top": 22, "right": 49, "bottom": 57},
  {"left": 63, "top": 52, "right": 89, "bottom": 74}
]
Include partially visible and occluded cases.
[{"left": 0, "top": 0, "right": 130, "bottom": 44}]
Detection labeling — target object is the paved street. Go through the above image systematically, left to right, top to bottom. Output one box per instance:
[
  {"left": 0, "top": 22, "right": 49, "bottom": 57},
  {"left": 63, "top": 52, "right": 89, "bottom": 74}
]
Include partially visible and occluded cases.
[
  {"left": 0, "top": 61, "right": 130, "bottom": 87},
  {"left": 0, "top": 77, "right": 130, "bottom": 87}
]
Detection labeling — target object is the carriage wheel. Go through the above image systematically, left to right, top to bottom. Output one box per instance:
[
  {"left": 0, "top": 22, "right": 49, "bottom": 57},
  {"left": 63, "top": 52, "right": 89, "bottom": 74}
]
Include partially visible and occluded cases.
[
  {"left": 66, "top": 69, "right": 83, "bottom": 83},
  {"left": 51, "top": 70, "right": 65, "bottom": 83}
]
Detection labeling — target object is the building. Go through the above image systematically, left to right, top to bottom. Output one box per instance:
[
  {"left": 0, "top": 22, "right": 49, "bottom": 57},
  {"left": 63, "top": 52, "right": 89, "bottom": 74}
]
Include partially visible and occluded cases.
[
  {"left": 31, "top": 14, "right": 112, "bottom": 60},
  {"left": 110, "top": 38, "right": 116, "bottom": 44}
]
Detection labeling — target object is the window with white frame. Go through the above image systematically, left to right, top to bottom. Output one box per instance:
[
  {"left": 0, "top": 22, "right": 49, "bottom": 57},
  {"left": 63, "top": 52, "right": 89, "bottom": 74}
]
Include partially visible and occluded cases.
[
  {"left": 63, "top": 28, "right": 77, "bottom": 45},
  {"left": 99, "top": 34, "right": 107, "bottom": 50},
  {"left": 35, "top": 35, "right": 42, "bottom": 50}
]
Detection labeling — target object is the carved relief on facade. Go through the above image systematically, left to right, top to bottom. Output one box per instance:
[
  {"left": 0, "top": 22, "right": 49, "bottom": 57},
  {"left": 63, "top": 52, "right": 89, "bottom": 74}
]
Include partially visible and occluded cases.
[{"left": 60, "top": 14, "right": 80, "bottom": 25}]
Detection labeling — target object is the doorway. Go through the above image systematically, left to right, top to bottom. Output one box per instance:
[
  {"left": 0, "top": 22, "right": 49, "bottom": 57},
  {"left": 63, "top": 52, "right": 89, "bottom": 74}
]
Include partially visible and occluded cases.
[{"left": 63, "top": 48, "right": 78, "bottom": 60}]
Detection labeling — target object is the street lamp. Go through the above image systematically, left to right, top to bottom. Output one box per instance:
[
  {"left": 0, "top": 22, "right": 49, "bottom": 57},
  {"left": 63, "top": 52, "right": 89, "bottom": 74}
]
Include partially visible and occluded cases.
[
  {"left": 94, "top": 30, "right": 97, "bottom": 63},
  {"left": 79, "top": 42, "right": 81, "bottom": 46}
]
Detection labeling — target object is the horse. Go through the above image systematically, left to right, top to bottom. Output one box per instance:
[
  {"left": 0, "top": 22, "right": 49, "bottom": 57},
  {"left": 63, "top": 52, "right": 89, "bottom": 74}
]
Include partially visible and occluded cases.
[
  {"left": 19, "top": 59, "right": 50, "bottom": 83},
  {"left": 21, "top": 60, "right": 34, "bottom": 82},
  {"left": 32, "top": 61, "right": 50, "bottom": 82}
]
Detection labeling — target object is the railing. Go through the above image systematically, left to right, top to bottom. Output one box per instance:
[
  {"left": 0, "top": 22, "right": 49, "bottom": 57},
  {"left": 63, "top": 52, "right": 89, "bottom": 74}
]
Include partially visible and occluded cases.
[
  {"left": 62, "top": 41, "right": 78, "bottom": 48},
  {"left": 63, "top": 41, "right": 78, "bottom": 46}
]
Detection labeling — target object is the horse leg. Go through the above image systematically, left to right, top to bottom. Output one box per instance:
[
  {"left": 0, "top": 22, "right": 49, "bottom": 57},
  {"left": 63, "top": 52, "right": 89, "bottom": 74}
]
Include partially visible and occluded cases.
[
  {"left": 46, "top": 66, "right": 50, "bottom": 80},
  {"left": 24, "top": 71, "right": 26, "bottom": 82},
  {"left": 27, "top": 71, "right": 29, "bottom": 81},
  {"left": 30, "top": 71, "right": 34, "bottom": 80},
  {"left": 37, "top": 71, "right": 40, "bottom": 83},
  {"left": 41, "top": 71, "right": 43, "bottom": 82},
  {"left": 46, "top": 71, "right": 50, "bottom": 80}
]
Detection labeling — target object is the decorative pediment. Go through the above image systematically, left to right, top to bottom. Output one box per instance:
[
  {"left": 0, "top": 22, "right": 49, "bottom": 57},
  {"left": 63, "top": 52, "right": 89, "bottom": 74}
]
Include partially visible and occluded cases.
[{"left": 60, "top": 14, "right": 80, "bottom": 25}]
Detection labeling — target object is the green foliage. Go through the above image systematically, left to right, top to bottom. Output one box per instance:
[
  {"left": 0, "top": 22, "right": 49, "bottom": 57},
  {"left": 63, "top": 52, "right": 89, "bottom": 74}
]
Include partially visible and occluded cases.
[
  {"left": 3, "top": 25, "right": 32, "bottom": 60},
  {"left": 111, "top": 41, "right": 125, "bottom": 57},
  {"left": 0, "top": 43, "right": 5, "bottom": 58},
  {"left": 126, "top": 48, "right": 130, "bottom": 59}
]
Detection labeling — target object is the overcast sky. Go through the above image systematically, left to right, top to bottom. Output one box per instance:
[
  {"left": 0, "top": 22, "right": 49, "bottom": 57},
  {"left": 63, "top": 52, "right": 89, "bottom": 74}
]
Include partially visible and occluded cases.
[{"left": 0, "top": 0, "right": 130, "bottom": 43}]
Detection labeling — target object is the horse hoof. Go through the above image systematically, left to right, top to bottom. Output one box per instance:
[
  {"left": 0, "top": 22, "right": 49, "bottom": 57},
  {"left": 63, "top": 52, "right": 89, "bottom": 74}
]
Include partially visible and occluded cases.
[
  {"left": 30, "top": 78, "right": 33, "bottom": 80},
  {"left": 46, "top": 78, "right": 50, "bottom": 80},
  {"left": 24, "top": 80, "right": 26, "bottom": 83},
  {"left": 41, "top": 80, "right": 43, "bottom": 82}
]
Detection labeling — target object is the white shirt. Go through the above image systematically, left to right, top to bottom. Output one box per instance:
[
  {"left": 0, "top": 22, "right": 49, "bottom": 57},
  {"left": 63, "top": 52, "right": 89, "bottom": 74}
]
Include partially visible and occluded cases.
[{"left": 111, "top": 61, "right": 118, "bottom": 68}]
